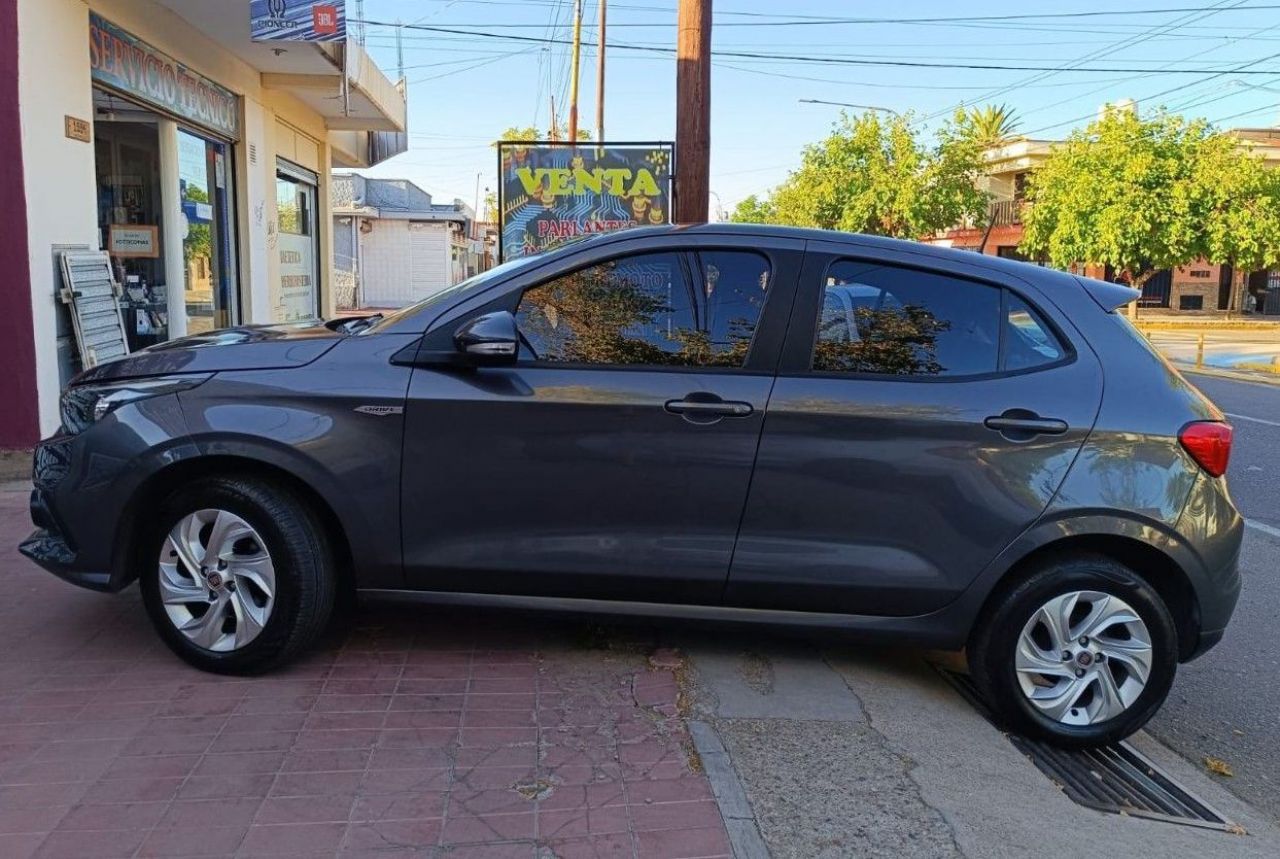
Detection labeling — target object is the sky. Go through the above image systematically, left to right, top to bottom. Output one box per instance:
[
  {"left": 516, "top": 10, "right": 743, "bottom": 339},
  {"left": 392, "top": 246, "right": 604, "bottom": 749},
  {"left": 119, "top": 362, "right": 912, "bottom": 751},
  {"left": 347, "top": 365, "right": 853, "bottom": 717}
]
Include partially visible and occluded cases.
[{"left": 352, "top": 0, "right": 1280, "bottom": 215}]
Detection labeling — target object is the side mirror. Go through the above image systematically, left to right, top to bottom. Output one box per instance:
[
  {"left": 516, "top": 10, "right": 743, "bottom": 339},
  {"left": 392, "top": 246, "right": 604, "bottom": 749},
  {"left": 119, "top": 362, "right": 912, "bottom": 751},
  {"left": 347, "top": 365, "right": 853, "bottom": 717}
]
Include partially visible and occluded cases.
[{"left": 453, "top": 311, "right": 519, "bottom": 366}]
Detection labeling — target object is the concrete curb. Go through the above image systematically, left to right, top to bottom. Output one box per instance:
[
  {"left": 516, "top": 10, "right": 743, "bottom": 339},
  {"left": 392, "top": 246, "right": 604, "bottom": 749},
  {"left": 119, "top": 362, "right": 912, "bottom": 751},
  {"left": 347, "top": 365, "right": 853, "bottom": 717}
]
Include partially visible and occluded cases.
[
  {"left": 1137, "top": 321, "right": 1280, "bottom": 331},
  {"left": 1181, "top": 366, "right": 1280, "bottom": 387},
  {"left": 688, "top": 721, "right": 770, "bottom": 859}
]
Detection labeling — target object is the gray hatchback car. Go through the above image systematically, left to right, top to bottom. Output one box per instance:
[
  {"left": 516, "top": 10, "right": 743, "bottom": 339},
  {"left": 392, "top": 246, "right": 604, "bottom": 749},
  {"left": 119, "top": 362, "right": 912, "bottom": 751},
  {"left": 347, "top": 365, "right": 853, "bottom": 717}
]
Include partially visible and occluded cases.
[{"left": 21, "top": 225, "right": 1241, "bottom": 747}]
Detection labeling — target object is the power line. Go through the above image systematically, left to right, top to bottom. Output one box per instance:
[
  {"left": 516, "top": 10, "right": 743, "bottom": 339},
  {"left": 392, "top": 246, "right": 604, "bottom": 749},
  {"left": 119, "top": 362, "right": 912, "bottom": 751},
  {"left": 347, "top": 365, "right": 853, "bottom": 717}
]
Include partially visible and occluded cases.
[
  {"left": 915, "top": 0, "right": 1246, "bottom": 125},
  {"left": 364, "top": 4, "right": 1280, "bottom": 27},
  {"left": 352, "top": 18, "right": 1280, "bottom": 74}
]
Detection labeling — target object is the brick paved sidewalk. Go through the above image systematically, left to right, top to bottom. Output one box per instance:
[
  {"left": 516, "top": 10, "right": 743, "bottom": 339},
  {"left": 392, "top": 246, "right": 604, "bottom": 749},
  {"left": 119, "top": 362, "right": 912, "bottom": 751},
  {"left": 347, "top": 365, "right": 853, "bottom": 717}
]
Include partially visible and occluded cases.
[{"left": 0, "top": 482, "right": 731, "bottom": 859}]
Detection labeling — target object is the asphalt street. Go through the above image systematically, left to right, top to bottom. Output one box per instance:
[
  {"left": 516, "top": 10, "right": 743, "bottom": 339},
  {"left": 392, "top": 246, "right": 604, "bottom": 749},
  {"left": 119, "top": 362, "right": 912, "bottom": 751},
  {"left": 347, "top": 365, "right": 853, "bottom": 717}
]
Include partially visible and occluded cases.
[{"left": 1147, "top": 373, "right": 1280, "bottom": 823}]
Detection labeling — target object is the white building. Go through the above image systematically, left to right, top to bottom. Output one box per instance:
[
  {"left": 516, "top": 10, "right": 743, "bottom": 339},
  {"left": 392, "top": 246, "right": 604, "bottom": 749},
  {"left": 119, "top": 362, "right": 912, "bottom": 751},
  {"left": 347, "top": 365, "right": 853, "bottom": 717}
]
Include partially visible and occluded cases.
[
  {"left": 3, "top": 0, "right": 408, "bottom": 446},
  {"left": 332, "top": 174, "right": 482, "bottom": 309}
]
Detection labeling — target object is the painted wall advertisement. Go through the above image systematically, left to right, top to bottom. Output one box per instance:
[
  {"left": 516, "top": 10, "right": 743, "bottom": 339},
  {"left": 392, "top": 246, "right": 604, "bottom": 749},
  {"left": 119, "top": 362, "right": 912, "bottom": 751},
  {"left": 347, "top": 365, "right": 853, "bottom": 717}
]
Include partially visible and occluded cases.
[
  {"left": 251, "top": 0, "right": 346, "bottom": 42},
  {"left": 497, "top": 143, "right": 673, "bottom": 261}
]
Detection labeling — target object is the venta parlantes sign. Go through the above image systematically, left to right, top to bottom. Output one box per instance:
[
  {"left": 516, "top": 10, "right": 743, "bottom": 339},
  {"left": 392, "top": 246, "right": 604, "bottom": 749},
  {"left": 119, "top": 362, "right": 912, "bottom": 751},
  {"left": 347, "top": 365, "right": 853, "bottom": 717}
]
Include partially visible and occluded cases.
[{"left": 89, "top": 13, "right": 240, "bottom": 140}]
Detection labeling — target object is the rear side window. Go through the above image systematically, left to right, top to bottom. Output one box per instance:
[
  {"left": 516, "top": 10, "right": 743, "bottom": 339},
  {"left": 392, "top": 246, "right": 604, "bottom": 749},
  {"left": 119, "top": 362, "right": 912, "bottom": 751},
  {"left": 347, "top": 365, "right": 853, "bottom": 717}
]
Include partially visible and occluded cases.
[
  {"left": 813, "top": 260, "right": 1000, "bottom": 376},
  {"left": 1003, "top": 292, "right": 1065, "bottom": 370}
]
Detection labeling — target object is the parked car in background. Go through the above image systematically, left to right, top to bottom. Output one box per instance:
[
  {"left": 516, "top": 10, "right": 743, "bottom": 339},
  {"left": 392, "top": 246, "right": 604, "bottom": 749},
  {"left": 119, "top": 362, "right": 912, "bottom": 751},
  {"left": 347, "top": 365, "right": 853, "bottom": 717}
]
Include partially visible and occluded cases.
[{"left": 21, "top": 224, "right": 1241, "bottom": 747}]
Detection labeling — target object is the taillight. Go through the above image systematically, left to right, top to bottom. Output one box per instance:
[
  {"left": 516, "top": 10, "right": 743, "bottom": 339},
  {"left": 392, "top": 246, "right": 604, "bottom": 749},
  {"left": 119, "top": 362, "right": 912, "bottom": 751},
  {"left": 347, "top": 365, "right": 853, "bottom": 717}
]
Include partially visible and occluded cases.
[{"left": 1179, "top": 421, "right": 1233, "bottom": 478}]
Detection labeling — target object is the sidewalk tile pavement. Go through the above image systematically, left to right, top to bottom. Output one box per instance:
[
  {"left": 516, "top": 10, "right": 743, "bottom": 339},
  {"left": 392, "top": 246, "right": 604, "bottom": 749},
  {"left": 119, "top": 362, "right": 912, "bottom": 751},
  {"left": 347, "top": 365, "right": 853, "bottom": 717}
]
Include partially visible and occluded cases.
[{"left": 0, "top": 483, "right": 730, "bottom": 858}]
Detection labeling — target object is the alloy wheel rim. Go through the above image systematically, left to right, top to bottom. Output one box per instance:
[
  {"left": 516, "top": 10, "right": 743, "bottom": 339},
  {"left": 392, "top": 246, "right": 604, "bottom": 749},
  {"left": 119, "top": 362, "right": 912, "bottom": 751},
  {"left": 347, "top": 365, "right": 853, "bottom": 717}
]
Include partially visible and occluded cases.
[
  {"left": 158, "top": 509, "right": 276, "bottom": 652},
  {"left": 1015, "top": 590, "right": 1154, "bottom": 726}
]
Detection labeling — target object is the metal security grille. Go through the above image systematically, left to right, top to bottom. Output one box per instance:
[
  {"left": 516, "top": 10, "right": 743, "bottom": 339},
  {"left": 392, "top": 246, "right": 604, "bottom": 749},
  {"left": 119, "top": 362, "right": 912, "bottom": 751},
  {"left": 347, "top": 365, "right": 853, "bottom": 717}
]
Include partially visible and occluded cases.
[
  {"left": 59, "top": 250, "right": 130, "bottom": 367},
  {"left": 938, "top": 668, "right": 1237, "bottom": 832}
]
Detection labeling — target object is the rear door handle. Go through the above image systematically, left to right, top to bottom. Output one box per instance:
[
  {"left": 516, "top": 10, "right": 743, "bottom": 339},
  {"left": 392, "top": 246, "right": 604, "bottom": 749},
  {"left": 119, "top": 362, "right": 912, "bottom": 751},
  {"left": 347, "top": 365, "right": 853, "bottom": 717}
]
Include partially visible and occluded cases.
[
  {"left": 665, "top": 399, "right": 754, "bottom": 418},
  {"left": 984, "top": 412, "right": 1069, "bottom": 436}
]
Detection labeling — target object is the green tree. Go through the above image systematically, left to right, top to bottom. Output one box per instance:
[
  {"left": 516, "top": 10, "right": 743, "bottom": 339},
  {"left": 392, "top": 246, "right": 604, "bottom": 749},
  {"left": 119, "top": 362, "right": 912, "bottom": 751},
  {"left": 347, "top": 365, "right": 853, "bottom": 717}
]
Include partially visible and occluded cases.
[
  {"left": 961, "top": 103, "right": 1022, "bottom": 150},
  {"left": 1020, "top": 109, "right": 1280, "bottom": 307},
  {"left": 734, "top": 111, "right": 987, "bottom": 239},
  {"left": 497, "top": 124, "right": 591, "bottom": 143},
  {"left": 728, "top": 194, "right": 776, "bottom": 224}
]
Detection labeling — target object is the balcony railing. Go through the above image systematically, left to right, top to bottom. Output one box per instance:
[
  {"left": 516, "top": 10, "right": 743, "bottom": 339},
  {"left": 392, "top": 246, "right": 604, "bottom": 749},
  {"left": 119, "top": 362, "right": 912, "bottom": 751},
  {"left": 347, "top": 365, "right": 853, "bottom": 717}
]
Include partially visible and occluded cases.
[{"left": 988, "top": 199, "right": 1024, "bottom": 226}]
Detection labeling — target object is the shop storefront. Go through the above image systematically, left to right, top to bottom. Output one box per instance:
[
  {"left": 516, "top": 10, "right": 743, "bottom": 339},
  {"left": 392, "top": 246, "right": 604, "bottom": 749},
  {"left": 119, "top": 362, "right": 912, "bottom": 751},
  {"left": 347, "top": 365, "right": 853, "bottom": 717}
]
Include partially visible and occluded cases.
[
  {"left": 5, "top": 0, "right": 408, "bottom": 447},
  {"left": 89, "top": 11, "right": 243, "bottom": 347}
]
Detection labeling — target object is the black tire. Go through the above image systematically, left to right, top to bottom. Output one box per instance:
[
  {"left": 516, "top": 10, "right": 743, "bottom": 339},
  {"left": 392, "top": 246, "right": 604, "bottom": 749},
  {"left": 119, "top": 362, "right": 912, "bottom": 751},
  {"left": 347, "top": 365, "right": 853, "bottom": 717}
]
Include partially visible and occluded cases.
[
  {"left": 140, "top": 476, "right": 335, "bottom": 674},
  {"left": 968, "top": 554, "right": 1179, "bottom": 748}
]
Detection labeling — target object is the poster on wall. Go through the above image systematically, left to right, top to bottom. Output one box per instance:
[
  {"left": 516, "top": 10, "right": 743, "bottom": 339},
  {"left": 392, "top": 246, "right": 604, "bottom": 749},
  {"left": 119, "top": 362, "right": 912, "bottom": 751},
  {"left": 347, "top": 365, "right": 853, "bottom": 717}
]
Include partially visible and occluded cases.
[
  {"left": 251, "top": 0, "right": 346, "bottom": 42},
  {"left": 497, "top": 142, "right": 674, "bottom": 262},
  {"left": 108, "top": 225, "right": 159, "bottom": 258}
]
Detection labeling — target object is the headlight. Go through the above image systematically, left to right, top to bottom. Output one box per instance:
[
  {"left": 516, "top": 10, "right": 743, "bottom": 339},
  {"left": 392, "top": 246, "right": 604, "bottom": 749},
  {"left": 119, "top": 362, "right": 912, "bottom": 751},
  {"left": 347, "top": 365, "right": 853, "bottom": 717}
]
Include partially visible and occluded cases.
[{"left": 60, "top": 374, "right": 212, "bottom": 434}]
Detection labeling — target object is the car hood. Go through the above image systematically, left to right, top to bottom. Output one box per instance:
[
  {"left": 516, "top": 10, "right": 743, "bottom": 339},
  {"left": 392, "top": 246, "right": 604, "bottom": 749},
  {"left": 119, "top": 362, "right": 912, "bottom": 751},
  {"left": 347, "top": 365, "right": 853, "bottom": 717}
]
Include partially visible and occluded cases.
[{"left": 73, "top": 321, "right": 344, "bottom": 384}]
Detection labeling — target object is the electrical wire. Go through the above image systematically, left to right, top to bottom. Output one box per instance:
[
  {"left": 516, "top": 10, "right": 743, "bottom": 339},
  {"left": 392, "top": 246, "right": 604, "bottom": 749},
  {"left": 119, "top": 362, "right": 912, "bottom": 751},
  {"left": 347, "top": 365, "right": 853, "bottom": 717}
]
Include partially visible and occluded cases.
[{"left": 352, "top": 18, "right": 1280, "bottom": 74}]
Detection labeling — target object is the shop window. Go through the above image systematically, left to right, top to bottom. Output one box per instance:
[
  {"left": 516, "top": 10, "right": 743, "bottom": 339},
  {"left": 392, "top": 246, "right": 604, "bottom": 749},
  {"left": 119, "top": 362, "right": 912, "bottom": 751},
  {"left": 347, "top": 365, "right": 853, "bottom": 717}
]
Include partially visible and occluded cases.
[
  {"left": 179, "top": 129, "right": 236, "bottom": 335},
  {"left": 276, "top": 164, "right": 320, "bottom": 321},
  {"left": 1179, "top": 295, "right": 1205, "bottom": 311}
]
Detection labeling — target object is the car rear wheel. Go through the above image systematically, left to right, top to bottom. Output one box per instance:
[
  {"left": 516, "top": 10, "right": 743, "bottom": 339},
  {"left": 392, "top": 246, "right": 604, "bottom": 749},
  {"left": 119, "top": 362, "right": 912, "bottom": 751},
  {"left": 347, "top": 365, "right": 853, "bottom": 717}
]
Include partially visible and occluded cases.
[
  {"left": 140, "top": 476, "right": 335, "bottom": 674},
  {"left": 968, "top": 555, "right": 1179, "bottom": 747}
]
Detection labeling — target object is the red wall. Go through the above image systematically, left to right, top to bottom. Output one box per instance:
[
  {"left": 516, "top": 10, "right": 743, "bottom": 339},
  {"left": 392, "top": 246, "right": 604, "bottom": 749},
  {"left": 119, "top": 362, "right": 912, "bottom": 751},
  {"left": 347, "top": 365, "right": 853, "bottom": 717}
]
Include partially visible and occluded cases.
[{"left": 0, "top": 0, "right": 40, "bottom": 448}]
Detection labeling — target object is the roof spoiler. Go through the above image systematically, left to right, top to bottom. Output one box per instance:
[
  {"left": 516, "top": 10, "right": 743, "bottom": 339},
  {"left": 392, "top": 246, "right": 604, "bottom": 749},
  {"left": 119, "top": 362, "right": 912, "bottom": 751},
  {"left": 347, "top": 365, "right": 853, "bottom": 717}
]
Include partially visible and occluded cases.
[{"left": 1075, "top": 276, "right": 1141, "bottom": 313}]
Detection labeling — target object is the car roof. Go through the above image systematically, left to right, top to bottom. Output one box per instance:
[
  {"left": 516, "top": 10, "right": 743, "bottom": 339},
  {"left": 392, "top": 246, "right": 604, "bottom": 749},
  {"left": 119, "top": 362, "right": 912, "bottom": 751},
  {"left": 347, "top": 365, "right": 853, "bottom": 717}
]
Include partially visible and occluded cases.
[
  {"left": 565, "top": 223, "right": 1039, "bottom": 276},
  {"left": 568, "top": 224, "right": 1134, "bottom": 308}
]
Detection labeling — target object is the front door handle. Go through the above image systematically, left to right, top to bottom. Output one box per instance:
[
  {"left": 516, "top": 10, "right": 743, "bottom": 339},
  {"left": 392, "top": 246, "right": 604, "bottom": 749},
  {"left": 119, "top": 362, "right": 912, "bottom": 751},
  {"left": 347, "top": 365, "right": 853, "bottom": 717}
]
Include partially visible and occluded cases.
[
  {"left": 665, "top": 398, "right": 754, "bottom": 419},
  {"left": 984, "top": 410, "right": 1069, "bottom": 438}
]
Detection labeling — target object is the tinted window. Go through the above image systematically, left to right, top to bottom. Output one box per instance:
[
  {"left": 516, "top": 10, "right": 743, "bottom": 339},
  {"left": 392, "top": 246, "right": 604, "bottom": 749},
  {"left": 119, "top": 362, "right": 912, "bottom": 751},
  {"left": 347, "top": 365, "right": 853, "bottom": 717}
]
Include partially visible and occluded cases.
[
  {"left": 516, "top": 251, "right": 767, "bottom": 368},
  {"left": 696, "top": 251, "right": 770, "bottom": 367},
  {"left": 813, "top": 261, "right": 1000, "bottom": 376},
  {"left": 1003, "top": 293, "right": 1065, "bottom": 370}
]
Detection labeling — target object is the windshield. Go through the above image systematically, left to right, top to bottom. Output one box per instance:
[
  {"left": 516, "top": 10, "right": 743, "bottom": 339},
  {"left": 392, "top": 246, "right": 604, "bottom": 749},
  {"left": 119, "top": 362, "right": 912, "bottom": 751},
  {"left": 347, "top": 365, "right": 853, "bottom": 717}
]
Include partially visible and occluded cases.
[{"left": 359, "top": 254, "right": 546, "bottom": 334}]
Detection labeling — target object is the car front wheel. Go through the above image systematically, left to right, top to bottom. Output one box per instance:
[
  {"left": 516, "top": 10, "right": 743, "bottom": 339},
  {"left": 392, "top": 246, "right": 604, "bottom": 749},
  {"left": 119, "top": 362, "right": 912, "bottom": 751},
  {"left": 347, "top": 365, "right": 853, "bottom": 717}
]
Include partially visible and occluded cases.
[
  {"left": 140, "top": 476, "right": 335, "bottom": 674},
  {"left": 969, "top": 555, "right": 1179, "bottom": 747}
]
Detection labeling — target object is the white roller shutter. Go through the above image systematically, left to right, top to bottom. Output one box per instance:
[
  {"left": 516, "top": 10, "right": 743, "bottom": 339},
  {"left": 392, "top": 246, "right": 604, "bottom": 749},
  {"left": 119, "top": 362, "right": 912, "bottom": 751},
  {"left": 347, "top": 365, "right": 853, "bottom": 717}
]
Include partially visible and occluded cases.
[{"left": 409, "top": 222, "right": 449, "bottom": 300}]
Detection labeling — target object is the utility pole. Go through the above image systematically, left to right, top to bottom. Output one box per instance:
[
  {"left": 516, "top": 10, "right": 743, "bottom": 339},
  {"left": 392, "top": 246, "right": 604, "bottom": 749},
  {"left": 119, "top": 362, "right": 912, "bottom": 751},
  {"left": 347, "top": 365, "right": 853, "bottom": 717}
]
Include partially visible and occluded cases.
[
  {"left": 568, "top": 0, "right": 584, "bottom": 143},
  {"left": 596, "top": 0, "right": 607, "bottom": 141},
  {"left": 675, "top": 0, "right": 711, "bottom": 224},
  {"left": 395, "top": 19, "right": 404, "bottom": 81},
  {"left": 549, "top": 95, "right": 558, "bottom": 140}
]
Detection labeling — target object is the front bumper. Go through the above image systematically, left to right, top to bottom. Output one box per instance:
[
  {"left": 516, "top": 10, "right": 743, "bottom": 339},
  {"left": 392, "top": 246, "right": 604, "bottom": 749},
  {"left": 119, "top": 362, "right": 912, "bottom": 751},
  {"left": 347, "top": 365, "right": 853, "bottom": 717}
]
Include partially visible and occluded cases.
[
  {"left": 18, "top": 393, "right": 194, "bottom": 594},
  {"left": 18, "top": 483, "right": 121, "bottom": 592}
]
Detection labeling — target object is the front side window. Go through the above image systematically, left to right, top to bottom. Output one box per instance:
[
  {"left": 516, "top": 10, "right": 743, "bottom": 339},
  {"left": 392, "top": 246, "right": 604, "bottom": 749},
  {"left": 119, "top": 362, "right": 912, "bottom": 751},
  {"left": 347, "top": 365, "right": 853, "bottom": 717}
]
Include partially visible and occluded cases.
[
  {"left": 516, "top": 251, "right": 769, "bottom": 368},
  {"left": 695, "top": 251, "right": 771, "bottom": 367},
  {"left": 813, "top": 260, "right": 1000, "bottom": 376}
]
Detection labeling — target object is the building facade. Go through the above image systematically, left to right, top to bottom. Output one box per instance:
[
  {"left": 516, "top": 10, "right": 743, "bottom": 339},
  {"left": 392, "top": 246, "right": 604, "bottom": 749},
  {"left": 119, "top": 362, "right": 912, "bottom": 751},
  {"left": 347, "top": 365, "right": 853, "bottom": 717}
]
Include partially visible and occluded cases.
[
  {"left": 1, "top": 0, "right": 408, "bottom": 448},
  {"left": 933, "top": 129, "right": 1280, "bottom": 316},
  {"left": 332, "top": 174, "right": 482, "bottom": 309}
]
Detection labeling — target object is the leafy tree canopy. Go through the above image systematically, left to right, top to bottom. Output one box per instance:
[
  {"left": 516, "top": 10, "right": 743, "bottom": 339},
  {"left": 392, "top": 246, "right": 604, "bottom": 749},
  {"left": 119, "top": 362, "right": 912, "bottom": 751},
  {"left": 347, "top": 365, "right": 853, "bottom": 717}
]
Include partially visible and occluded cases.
[
  {"left": 961, "top": 103, "right": 1022, "bottom": 150},
  {"left": 1019, "top": 108, "right": 1280, "bottom": 288},
  {"left": 727, "top": 110, "right": 988, "bottom": 239},
  {"left": 497, "top": 125, "right": 591, "bottom": 143}
]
